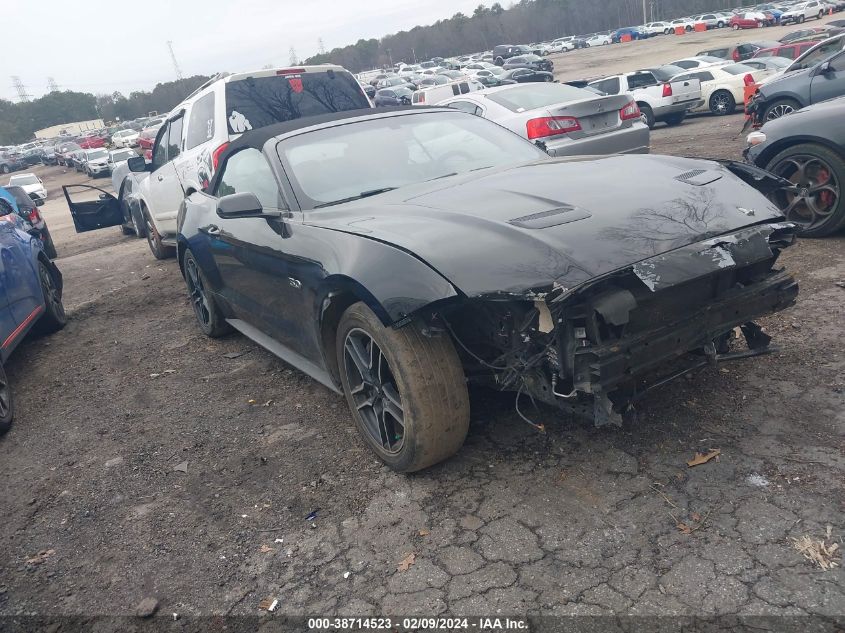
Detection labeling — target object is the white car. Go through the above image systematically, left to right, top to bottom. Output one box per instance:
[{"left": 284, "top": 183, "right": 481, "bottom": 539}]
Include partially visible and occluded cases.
[
  {"left": 781, "top": 0, "right": 827, "bottom": 23},
  {"left": 693, "top": 13, "right": 730, "bottom": 29},
  {"left": 669, "top": 18, "right": 696, "bottom": 32},
  {"left": 642, "top": 22, "right": 672, "bottom": 35},
  {"left": 585, "top": 33, "right": 612, "bottom": 46},
  {"left": 548, "top": 37, "right": 576, "bottom": 52},
  {"left": 669, "top": 55, "right": 730, "bottom": 70},
  {"left": 464, "top": 62, "right": 497, "bottom": 72},
  {"left": 672, "top": 62, "right": 776, "bottom": 115},
  {"left": 112, "top": 129, "right": 140, "bottom": 148},
  {"left": 83, "top": 148, "right": 110, "bottom": 177},
  {"left": 107, "top": 148, "right": 137, "bottom": 174},
  {"left": 6, "top": 173, "right": 47, "bottom": 204}
]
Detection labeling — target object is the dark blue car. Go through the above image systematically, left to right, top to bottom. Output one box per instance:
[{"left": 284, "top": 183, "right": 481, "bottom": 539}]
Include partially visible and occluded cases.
[
  {"left": 612, "top": 27, "right": 647, "bottom": 43},
  {"left": 0, "top": 194, "right": 66, "bottom": 432}
]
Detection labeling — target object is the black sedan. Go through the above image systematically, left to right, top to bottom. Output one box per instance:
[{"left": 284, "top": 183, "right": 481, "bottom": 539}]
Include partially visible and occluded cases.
[
  {"left": 502, "top": 54, "right": 553, "bottom": 72},
  {"left": 500, "top": 68, "right": 554, "bottom": 83},
  {"left": 374, "top": 86, "right": 413, "bottom": 106},
  {"left": 745, "top": 95, "right": 845, "bottom": 237},
  {"left": 147, "top": 108, "right": 797, "bottom": 472}
]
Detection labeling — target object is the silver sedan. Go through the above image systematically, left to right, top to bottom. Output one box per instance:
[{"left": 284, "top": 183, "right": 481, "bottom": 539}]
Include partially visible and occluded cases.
[{"left": 438, "top": 83, "right": 650, "bottom": 157}]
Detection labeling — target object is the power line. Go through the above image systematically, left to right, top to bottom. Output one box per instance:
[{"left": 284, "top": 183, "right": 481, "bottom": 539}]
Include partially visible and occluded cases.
[
  {"left": 167, "top": 41, "right": 184, "bottom": 81},
  {"left": 11, "top": 76, "right": 31, "bottom": 102},
  {"left": 47, "top": 77, "right": 60, "bottom": 92}
]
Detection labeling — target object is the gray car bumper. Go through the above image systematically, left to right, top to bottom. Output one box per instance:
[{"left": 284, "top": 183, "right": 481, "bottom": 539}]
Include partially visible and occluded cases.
[{"left": 546, "top": 123, "right": 650, "bottom": 157}]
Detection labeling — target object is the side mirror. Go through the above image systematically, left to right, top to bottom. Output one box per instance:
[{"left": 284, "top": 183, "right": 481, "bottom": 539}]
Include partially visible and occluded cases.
[
  {"left": 818, "top": 60, "right": 832, "bottom": 74},
  {"left": 127, "top": 156, "right": 146, "bottom": 172},
  {"left": 216, "top": 192, "right": 281, "bottom": 219},
  {"left": 98, "top": 193, "right": 109, "bottom": 200}
]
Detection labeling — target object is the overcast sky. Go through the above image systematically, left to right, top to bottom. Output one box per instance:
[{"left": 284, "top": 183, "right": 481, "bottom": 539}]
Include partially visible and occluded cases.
[{"left": 2, "top": 0, "right": 486, "bottom": 102}]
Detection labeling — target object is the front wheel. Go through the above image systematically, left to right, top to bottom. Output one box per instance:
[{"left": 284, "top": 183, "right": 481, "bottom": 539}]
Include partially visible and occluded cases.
[
  {"left": 798, "top": 14, "right": 805, "bottom": 23},
  {"left": 717, "top": 20, "right": 725, "bottom": 27},
  {"left": 732, "top": 23, "right": 740, "bottom": 30},
  {"left": 709, "top": 90, "right": 736, "bottom": 115},
  {"left": 764, "top": 98, "right": 800, "bottom": 121},
  {"left": 765, "top": 143, "right": 845, "bottom": 237},
  {"left": 1, "top": 165, "right": 9, "bottom": 174},
  {"left": 183, "top": 249, "right": 232, "bottom": 337},
  {"left": 336, "top": 302, "right": 470, "bottom": 472}
]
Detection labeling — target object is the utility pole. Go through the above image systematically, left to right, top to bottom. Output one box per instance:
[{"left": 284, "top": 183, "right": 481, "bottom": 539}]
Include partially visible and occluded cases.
[
  {"left": 642, "top": 0, "right": 647, "bottom": 24},
  {"left": 318, "top": 38, "right": 326, "bottom": 55},
  {"left": 167, "top": 41, "right": 184, "bottom": 81},
  {"left": 289, "top": 46, "right": 298, "bottom": 65},
  {"left": 11, "top": 76, "right": 31, "bottom": 102},
  {"left": 47, "top": 77, "right": 59, "bottom": 93}
]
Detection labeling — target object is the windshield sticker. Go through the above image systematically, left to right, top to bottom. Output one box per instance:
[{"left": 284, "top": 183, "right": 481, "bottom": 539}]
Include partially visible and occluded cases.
[
  {"left": 288, "top": 76, "right": 304, "bottom": 93},
  {"left": 228, "top": 110, "right": 252, "bottom": 133}
]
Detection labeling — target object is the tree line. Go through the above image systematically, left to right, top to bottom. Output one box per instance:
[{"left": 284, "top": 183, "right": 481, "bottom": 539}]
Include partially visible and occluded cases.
[
  {"left": 304, "top": 0, "right": 759, "bottom": 71},
  {"left": 0, "top": 75, "right": 209, "bottom": 144}
]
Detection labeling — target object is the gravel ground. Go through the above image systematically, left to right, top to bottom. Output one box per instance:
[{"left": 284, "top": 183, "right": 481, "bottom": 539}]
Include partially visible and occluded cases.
[{"left": 1, "top": 21, "right": 843, "bottom": 625}]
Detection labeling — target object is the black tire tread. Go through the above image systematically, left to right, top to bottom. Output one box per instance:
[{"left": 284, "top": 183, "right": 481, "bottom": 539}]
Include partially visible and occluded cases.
[{"left": 184, "top": 250, "right": 232, "bottom": 338}]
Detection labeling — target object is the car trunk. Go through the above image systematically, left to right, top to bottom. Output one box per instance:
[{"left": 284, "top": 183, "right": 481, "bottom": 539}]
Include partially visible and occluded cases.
[{"left": 542, "top": 94, "right": 632, "bottom": 136}]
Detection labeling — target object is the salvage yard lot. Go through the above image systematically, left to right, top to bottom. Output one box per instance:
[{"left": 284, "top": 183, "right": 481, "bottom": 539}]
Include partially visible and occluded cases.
[{"left": 2, "top": 26, "right": 845, "bottom": 619}]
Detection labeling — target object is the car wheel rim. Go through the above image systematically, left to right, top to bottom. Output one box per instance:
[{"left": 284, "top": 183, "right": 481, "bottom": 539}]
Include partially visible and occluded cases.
[
  {"left": 712, "top": 93, "right": 730, "bottom": 113},
  {"left": 767, "top": 104, "right": 795, "bottom": 120},
  {"left": 771, "top": 153, "right": 840, "bottom": 230},
  {"left": 144, "top": 214, "right": 158, "bottom": 252},
  {"left": 185, "top": 258, "right": 212, "bottom": 326},
  {"left": 40, "top": 265, "right": 64, "bottom": 322},
  {"left": 343, "top": 328, "right": 405, "bottom": 454},
  {"left": 0, "top": 369, "right": 9, "bottom": 419}
]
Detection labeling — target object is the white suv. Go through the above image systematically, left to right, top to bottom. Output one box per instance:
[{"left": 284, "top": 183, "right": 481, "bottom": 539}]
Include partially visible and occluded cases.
[{"left": 64, "top": 65, "right": 372, "bottom": 257}]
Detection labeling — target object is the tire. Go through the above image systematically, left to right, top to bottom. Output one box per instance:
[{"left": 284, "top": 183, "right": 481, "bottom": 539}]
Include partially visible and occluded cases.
[
  {"left": 818, "top": 10, "right": 824, "bottom": 18},
  {"left": 799, "top": 14, "right": 806, "bottom": 23},
  {"left": 717, "top": 20, "right": 725, "bottom": 27},
  {"left": 733, "top": 23, "right": 740, "bottom": 30},
  {"left": 685, "top": 25, "right": 692, "bottom": 31},
  {"left": 664, "top": 28, "right": 671, "bottom": 34},
  {"left": 494, "top": 57, "right": 504, "bottom": 66},
  {"left": 709, "top": 90, "right": 736, "bottom": 115},
  {"left": 763, "top": 98, "right": 800, "bottom": 121},
  {"left": 638, "top": 103, "right": 655, "bottom": 129},
  {"left": 664, "top": 111, "right": 686, "bottom": 126},
  {"left": 764, "top": 143, "right": 845, "bottom": 237},
  {"left": 1, "top": 165, "right": 9, "bottom": 174},
  {"left": 142, "top": 206, "right": 175, "bottom": 259},
  {"left": 131, "top": 207, "right": 146, "bottom": 238},
  {"left": 121, "top": 225, "right": 134, "bottom": 235},
  {"left": 41, "top": 227, "right": 58, "bottom": 259},
  {"left": 183, "top": 249, "right": 232, "bottom": 337},
  {"left": 33, "top": 260, "right": 66, "bottom": 335},
  {"left": 336, "top": 302, "right": 470, "bottom": 472},
  {"left": 0, "top": 363, "right": 13, "bottom": 434}
]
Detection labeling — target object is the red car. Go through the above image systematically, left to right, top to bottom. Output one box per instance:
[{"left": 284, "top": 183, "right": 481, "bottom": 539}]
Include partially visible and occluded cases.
[
  {"left": 730, "top": 12, "right": 768, "bottom": 29},
  {"left": 752, "top": 41, "right": 816, "bottom": 60},
  {"left": 137, "top": 125, "right": 162, "bottom": 151},
  {"left": 77, "top": 134, "right": 106, "bottom": 149}
]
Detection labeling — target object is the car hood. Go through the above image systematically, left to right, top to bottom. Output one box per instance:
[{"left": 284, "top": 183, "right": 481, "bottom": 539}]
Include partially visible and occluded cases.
[
  {"left": 760, "top": 65, "right": 812, "bottom": 91},
  {"left": 305, "top": 155, "right": 785, "bottom": 298},
  {"left": 18, "top": 183, "right": 41, "bottom": 193}
]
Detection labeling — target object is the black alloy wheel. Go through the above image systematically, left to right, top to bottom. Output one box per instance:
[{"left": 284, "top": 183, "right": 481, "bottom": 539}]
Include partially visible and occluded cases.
[
  {"left": 183, "top": 250, "right": 230, "bottom": 337},
  {"left": 343, "top": 328, "right": 405, "bottom": 455}
]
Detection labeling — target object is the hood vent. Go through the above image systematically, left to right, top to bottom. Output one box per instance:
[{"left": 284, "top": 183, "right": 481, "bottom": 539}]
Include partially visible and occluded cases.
[
  {"left": 675, "top": 169, "right": 722, "bottom": 186},
  {"left": 508, "top": 205, "right": 592, "bottom": 229}
]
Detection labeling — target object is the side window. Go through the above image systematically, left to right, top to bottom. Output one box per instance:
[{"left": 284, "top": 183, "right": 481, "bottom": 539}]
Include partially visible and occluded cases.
[
  {"left": 756, "top": 49, "right": 774, "bottom": 58},
  {"left": 828, "top": 51, "right": 845, "bottom": 71},
  {"left": 697, "top": 71, "right": 715, "bottom": 82},
  {"left": 628, "top": 73, "right": 657, "bottom": 89},
  {"left": 592, "top": 77, "right": 620, "bottom": 94},
  {"left": 459, "top": 82, "right": 470, "bottom": 94},
  {"left": 186, "top": 92, "right": 215, "bottom": 150},
  {"left": 448, "top": 101, "right": 481, "bottom": 115},
  {"left": 167, "top": 116, "right": 184, "bottom": 160},
  {"left": 151, "top": 124, "right": 168, "bottom": 170},
  {"left": 214, "top": 148, "right": 284, "bottom": 209}
]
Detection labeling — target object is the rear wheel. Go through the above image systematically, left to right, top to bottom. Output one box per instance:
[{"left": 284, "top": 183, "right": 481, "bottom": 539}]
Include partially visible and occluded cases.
[
  {"left": 799, "top": 14, "right": 806, "bottom": 23},
  {"left": 717, "top": 20, "right": 725, "bottom": 27},
  {"left": 732, "top": 23, "right": 740, "bottom": 30},
  {"left": 709, "top": 90, "right": 736, "bottom": 115},
  {"left": 638, "top": 103, "right": 655, "bottom": 129},
  {"left": 664, "top": 111, "right": 686, "bottom": 126},
  {"left": 765, "top": 143, "right": 845, "bottom": 237},
  {"left": 1, "top": 165, "right": 9, "bottom": 174},
  {"left": 143, "top": 207, "right": 175, "bottom": 259},
  {"left": 183, "top": 249, "right": 232, "bottom": 337},
  {"left": 33, "top": 260, "right": 66, "bottom": 335},
  {"left": 336, "top": 302, "right": 470, "bottom": 472},
  {"left": 0, "top": 364, "right": 13, "bottom": 434}
]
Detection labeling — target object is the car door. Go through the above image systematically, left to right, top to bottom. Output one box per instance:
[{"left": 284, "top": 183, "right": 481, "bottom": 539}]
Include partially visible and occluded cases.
[
  {"left": 810, "top": 50, "right": 845, "bottom": 103},
  {"left": 146, "top": 116, "right": 185, "bottom": 235},
  {"left": 204, "top": 148, "right": 317, "bottom": 356},
  {"left": 62, "top": 184, "right": 125, "bottom": 232},
  {"left": 0, "top": 211, "right": 42, "bottom": 334}
]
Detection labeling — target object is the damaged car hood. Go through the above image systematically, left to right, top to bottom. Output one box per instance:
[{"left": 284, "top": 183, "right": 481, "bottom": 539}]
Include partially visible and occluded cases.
[{"left": 304, "top": 154, "right": 786, "bottom": 297}]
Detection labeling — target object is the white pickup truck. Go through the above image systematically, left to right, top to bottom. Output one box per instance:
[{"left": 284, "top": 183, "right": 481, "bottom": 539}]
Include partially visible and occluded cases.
[{"left": 588, "top": 70, "right": 703, "bottom": 128}]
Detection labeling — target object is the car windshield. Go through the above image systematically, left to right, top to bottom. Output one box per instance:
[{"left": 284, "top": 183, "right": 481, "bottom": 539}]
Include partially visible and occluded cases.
[
  {"left": 788, "top": 36, "right": 845, "bottom": 70},
  {"left": 723, "top": 63, "right": 755, "bottom": 74},
  {"left": 652, "top": 65, "right": 687, "bottom": 80},
  {"left": 224, "top": 71, "right": 370, "bottom": 134},
  {"left": 487, "top": 84, "right": 594, "bottom": 111},
  {"left": 279, "top": 111, "right": 545, "bottom": 209},
  {"left": 87, "top": 150, "right": 108, "bottom": 160},
  {"left": 111, "top": 150, "right": 135, "bottom": 161},
  {"left": 9, "top": 175, "right": 38, "bottom": 186}
]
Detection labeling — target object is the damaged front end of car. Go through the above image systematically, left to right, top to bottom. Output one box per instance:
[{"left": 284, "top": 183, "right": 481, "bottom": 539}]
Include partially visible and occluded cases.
[{"left": 430, "top": 221, "right": 798, "bottom": 427}]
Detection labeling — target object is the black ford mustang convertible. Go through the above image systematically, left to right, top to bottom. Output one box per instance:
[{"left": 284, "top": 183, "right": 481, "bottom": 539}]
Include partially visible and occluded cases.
[{"left": 174, "top": 107, "right": 797, "bottom": 471}]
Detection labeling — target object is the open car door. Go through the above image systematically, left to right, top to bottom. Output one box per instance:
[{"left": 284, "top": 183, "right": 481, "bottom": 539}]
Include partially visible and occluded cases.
[{"left": 62, "top": 184, "right": 125, "bottom": 233}]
